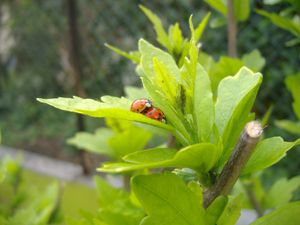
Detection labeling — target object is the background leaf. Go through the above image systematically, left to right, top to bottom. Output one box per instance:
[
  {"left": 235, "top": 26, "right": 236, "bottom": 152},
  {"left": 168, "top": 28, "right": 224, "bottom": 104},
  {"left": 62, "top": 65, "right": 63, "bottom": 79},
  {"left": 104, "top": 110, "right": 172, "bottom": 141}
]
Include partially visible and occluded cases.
[
  {"left": 139, "top": 5, "right": 171, "bottom": 51},
  {"left": 242, "top": 49, "right": 266, "bottom": 72},
  {"left": 285, "top": 73, "right": 300, "bottom": 120},
  {"left": 275, "top": 120, "right": 300, "bottom": 135},
  {"left": 67, "top": 128, "right": 114, "bottom": 156},
  {"left": 262, "top": 176, "right": 300, "bottom": 208},
  {"left": 249, "top": 202, "right": 300, "bottom": 225}
]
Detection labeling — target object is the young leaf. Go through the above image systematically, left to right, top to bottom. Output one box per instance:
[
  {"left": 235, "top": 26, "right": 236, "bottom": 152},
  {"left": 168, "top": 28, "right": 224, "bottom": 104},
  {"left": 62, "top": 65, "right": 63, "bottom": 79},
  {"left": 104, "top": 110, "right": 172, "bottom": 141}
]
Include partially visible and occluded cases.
[
  {"left": 139, "top": 5, "right": 172, "bottom": 51},
  {"left": 194, "top": 12, "right": 211, "bottom": 42},
  {"left": 168, "top": 23, "right": 184, "bottom": 55},
  {"left": 139, "top": 39, "right": 181, "bottom": 83},
  {"left": 105, "top": 43, "right": 140, "bottom": 63},
  {"left": 153, "top": 57, "right": 177, "bottom": 105},
  {"left": 193, "top": 64, "right": 214, "bottom": 142},
  {"left": 261, "top": 105, "right": 274, "bottom": 127},
  {"left": 242, "top": 137, "right": 300, "bottom": 175},
  {"left": 98, "top": 143, "right": 218, "bottom": 173},
  {"left": 131, "top": 173, "right": 207, "bottom": 225},
  {"left": 263, "top": 176, "right": 300, "bottom": 208},
  {"left": 249, "top": 201, "right": 300, "bottom": 225}
]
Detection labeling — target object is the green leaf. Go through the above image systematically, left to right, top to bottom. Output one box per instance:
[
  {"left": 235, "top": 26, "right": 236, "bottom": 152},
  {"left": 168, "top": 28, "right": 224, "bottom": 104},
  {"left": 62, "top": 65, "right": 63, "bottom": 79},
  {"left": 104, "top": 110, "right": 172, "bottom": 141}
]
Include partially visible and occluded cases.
[
  {"left": 205, "top": 0, "right": 227, "bottom": 16},
  {"left": 205, "top": 0, "right": 250, "bottom": 22},
  {"left": 233, "top": 0, "right": 250, "bottom": 22},
  {"left": 263, "top": 0, "right": 282, "bottom": 5},
  {"left": 139, "top": 5, "right": 171, "bottom": 51},
  {"left": 257, "top": 10, "right": 300, "bottom": 38},
  {"left": 189, "top": 13, "right": 211, "bottom": 43},
  {"left": 138, "top": 40, "right": 190, "bottom": 144},
  {"left": 105, "top": 43, "right": 140, "bottom": 63},
  {"left": 242, "top": 49, "right": 266, "bottom": 72},
  {"left": 199, "top": 51, "right": 216, "bottom": 73},
  {"left": 209, "top": 57, "right": 244, "bottom": 92},
  {"left": 193, "top": 64, "right": 214, "bottom": 142},
  {"left": 215, "top": 67, "right": 262, "bottom": 167},
  {"left": 285, "top": 73, "right": 300, "bottom": 120},
  {"left": 124, "top": 86, "right": 148, "bottom": 101},
  {"left": 37, "top": 96, "right": 175, "bottom": 133},
  {"left": 261, "top": 105, "right": 274, "bottom": 127},
  {"left": 275, "top": 120, "right": 300, "bottom": 135},
  {"left": 108, "top": 124, "right": 152, "bottom": 158},
  {"left": 67, "top": 128, "right": 114, "bottom": 156},
  {"left": 242, "top": 137, "right": 300, "bottom": 175},
  {"left": 98, "top": 143, "right": 218, "bottom": 173},
  {"left": 0, "top": 163, "right": 6, "bottom": 183},
  {"left": 132, "top": 173, "right": 207, "bottom": 225},
  {"left": 263, "top": 176, "right": 300, "bottom": 208},
  {"left": 94, "top": 177, "right": 144, "bottom": 225},
  {"left": 8, "top": 183, "right": 60, "bottom": 225},
  {"left": 217, "top": 194, "right": 244, "bottom": 225},
  {"left": 206, "top": 196, "right": 228, "bottom": 225},
  {"left": 249, "top": 201, "right": 300, "bottom": 225}
]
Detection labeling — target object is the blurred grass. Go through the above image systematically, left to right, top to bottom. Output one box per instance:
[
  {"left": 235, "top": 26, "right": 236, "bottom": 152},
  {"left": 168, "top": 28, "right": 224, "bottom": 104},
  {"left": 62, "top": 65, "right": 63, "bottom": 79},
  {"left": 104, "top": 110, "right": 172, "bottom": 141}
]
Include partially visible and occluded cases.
[{"left": 22, "top": 169, "right": 98, "bottom": 219}]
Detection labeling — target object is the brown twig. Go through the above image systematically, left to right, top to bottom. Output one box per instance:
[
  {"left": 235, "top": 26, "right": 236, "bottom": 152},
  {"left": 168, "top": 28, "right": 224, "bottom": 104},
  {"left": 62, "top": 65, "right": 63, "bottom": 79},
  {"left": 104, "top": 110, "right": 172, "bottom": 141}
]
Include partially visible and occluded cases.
[
  {"left": 67, "top": 0, "right": 91, "bottom": 174},
  {"left": 227, "top": 0, "right": 238, "bottom": 58},
  {"left": 203, "top": 121, "right": 263, "bottom": 208},
  {"left": 243, "top": 182, "right": 264, "bottom": 217}
]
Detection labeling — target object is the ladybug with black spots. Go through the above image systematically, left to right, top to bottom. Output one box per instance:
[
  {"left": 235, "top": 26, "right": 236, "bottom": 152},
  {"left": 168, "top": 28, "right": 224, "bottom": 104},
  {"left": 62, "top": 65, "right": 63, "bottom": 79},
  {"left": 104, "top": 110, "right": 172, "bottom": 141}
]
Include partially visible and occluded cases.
[
  {"left": 130, "top": 98, "right": 166, "bottom": 123},
  {"left": 130, "top": 99, "right": 152, "bottom": 113},
  {"left": 144, "top": 107, "right": 166, "bottom": 123}
]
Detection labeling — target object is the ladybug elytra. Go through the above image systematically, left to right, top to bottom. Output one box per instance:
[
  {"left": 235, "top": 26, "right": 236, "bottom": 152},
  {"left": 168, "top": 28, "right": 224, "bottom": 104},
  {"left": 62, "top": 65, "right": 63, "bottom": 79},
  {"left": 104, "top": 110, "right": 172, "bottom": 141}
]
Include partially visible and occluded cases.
[
  {"left": 130, "top": 98, "right": 166, "bottom": 123},
  {"left": 130, "top": 99, "right": 152, "bottom": 113},
  {"left": 144, "top": 107, "right": 166, "bottom": 123}
]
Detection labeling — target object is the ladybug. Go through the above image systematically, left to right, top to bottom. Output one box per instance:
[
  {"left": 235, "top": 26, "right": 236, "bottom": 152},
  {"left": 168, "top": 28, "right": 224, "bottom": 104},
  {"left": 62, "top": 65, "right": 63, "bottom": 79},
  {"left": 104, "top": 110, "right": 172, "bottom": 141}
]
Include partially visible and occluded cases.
[
  {"left": 130, "top": 99, "right": 152, "bottom": 113},
  {"left": 144, "top": 107, "right": 166, "bottom": 123}
]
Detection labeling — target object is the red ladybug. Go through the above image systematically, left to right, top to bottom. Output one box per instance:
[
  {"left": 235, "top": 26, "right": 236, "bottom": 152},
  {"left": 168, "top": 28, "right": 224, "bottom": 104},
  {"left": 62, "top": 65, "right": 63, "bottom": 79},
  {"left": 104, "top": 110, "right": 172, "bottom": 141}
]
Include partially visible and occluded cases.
[
  {"left": 130, "top": 99, "right": 152, "bottom": 113},
  {"left": 144, "top": 107, "right": 166, "bottom": 123}
]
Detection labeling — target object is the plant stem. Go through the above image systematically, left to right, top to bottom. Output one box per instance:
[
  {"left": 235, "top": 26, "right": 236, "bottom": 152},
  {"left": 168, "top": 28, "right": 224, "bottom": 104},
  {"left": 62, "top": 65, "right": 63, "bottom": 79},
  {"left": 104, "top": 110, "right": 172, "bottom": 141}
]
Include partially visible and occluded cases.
[
  {"left": 227, "top": 0, "right": 237, "bottom": 58},
  {"left": 203, "top": 121, "right": 263, "bottom": 208},
  {"left": 243, "top": 182, "right": 264, "bottom": 217}
]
